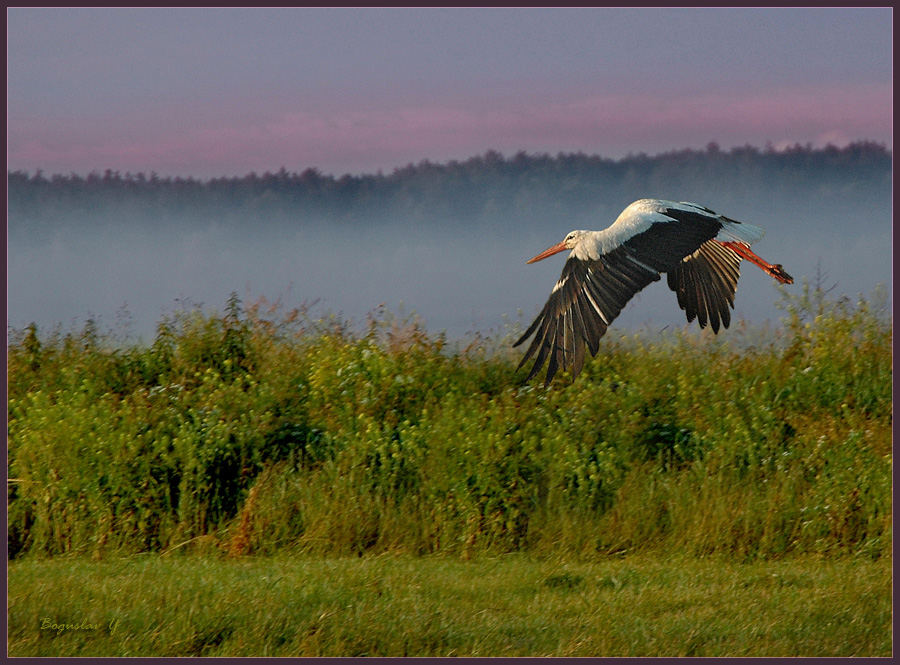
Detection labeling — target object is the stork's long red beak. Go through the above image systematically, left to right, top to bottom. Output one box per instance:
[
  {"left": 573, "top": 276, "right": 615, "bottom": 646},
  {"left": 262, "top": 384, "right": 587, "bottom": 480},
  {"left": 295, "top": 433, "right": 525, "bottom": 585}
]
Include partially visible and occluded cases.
[{"left": 526, "top": 240, "right": 568, "bottom": 264}]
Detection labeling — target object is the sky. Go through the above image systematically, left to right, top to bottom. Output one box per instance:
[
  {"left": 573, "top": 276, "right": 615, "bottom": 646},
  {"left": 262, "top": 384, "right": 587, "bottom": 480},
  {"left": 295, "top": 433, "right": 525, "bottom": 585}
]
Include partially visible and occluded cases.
[{"left": 7, "top": 7, "right": 893, "bottom": 178}]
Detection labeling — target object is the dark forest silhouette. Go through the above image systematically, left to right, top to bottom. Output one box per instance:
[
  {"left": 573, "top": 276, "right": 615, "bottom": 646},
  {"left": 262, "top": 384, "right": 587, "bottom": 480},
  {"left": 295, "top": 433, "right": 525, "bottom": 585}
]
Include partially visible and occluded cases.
[{"left": 8, "top": 141, "right": 891, "bottom": 237}]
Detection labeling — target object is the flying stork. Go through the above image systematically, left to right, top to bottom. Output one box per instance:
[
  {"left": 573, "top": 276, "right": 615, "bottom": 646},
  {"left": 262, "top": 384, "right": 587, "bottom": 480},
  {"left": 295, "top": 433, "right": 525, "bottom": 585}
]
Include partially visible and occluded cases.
[{"left": 514, "top": 199, "right": 793, "bottom": 385}]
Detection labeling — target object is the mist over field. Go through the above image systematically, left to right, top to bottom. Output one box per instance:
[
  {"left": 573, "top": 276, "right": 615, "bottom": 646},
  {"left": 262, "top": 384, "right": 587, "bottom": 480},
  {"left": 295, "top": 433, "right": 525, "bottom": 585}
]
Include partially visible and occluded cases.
[{"left": 7, "top": 143, "right": 892, "bottom": 343}]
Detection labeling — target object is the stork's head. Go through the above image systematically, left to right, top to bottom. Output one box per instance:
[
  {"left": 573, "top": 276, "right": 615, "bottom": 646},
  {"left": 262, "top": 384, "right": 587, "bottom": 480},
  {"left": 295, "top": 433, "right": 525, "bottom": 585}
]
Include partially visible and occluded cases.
[{"left": 526, "top": 230, "right": 590, "bottom": 264}]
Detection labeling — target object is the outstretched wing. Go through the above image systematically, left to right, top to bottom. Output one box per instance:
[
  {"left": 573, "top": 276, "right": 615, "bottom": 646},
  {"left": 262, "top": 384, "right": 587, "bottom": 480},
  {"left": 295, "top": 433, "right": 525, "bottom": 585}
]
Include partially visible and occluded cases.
[
  {"left": 666, "top": 240, "right": 743, "bottom": 333},
  {"left": 513, "top": 246, "right": 661, "bottom": 386}
]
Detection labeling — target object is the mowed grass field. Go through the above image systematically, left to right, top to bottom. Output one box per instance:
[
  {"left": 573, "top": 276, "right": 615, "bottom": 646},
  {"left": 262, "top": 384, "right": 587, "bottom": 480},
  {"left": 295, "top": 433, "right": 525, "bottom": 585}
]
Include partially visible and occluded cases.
[{"left": 7, "top": 554, "right": 892, "bottom": 657}]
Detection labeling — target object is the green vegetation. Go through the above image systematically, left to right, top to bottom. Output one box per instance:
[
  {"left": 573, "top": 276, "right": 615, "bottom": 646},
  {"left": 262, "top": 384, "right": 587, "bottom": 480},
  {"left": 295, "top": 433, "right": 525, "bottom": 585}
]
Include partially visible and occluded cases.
[
  {"left": 6, "top": 280, "right": 892, "bottom": 656},
  {"left": 8, "top": 282, "right": 891, "bottom": 562},
  {"left": 7, "top": 554, "right": 892, "bottom": 656}
]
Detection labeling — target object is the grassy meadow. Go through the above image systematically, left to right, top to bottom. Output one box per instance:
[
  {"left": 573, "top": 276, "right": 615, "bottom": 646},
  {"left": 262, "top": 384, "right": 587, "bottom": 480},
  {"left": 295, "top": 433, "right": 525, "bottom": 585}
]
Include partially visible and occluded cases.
[
  {"left": 7, "top": 281, "right": 893, "bottom": 656},
  {"left": 7, "top": 554, "right": 891, "bottom": 656}
]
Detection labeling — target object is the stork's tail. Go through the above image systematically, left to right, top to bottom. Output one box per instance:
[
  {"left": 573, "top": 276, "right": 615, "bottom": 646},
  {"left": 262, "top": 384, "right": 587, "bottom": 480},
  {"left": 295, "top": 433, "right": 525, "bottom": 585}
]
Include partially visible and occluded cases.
[{"left": 718, "top": 241, "right": 794, "bottom": 285}]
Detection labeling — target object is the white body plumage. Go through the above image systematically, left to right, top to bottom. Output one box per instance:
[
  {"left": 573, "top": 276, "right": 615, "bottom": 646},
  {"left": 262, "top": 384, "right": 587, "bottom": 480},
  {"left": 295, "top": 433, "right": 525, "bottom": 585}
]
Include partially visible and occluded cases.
[{"left": 573, "top": 200, "right": 766, "bottom": 261}]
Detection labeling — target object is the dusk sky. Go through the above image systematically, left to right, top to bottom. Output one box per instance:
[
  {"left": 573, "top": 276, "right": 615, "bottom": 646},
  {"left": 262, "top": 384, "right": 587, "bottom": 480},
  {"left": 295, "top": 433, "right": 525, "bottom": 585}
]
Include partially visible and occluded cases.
[{"left": 8, "top": 7, "right": 893, "bottom": 179}]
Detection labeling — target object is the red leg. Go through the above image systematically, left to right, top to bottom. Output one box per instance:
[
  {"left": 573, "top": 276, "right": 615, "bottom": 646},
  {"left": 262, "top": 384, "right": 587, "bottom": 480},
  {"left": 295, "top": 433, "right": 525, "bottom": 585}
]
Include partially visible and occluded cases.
[{"left": 718, "top": 241, "right": 794, "bottom": 284}]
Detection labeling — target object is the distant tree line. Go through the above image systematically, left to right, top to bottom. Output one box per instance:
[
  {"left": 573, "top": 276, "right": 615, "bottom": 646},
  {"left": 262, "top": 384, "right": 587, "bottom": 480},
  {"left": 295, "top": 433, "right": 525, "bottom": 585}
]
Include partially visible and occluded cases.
[{"left": 7, "top": 141, "right": 892, "bottom": 236}]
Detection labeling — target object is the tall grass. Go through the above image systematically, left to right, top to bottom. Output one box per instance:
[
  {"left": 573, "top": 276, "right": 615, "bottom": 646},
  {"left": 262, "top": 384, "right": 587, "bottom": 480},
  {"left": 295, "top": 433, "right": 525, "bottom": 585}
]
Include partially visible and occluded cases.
[{"left": 7, "top": 284, "right": 892, "bottom": 561}]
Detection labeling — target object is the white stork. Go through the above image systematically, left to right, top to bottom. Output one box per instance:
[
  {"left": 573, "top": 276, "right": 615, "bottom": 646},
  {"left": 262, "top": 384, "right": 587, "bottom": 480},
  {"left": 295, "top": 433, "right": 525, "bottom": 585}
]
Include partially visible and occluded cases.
[{"left": 514, "top": 198, "right": 793, "bottom": 385}]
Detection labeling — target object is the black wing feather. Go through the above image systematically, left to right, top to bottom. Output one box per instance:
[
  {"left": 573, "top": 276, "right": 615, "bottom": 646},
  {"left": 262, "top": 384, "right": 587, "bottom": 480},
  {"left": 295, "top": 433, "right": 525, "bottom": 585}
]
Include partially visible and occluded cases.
[
  {"left": 621, "top": 208, "right": 722, "bottom": 272},
  {"left": 667, "top": 240, "right": 742, "bottom": 333},
  {"left": 513, "top": 246, "right": 660, "bottom": 386}
]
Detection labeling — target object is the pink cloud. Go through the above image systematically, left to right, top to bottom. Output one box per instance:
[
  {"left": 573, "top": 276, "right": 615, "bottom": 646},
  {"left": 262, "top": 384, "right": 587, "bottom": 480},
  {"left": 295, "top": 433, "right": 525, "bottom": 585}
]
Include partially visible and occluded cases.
[{"left": 8, "top": 82, "right": 891, "bottom": 178}]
